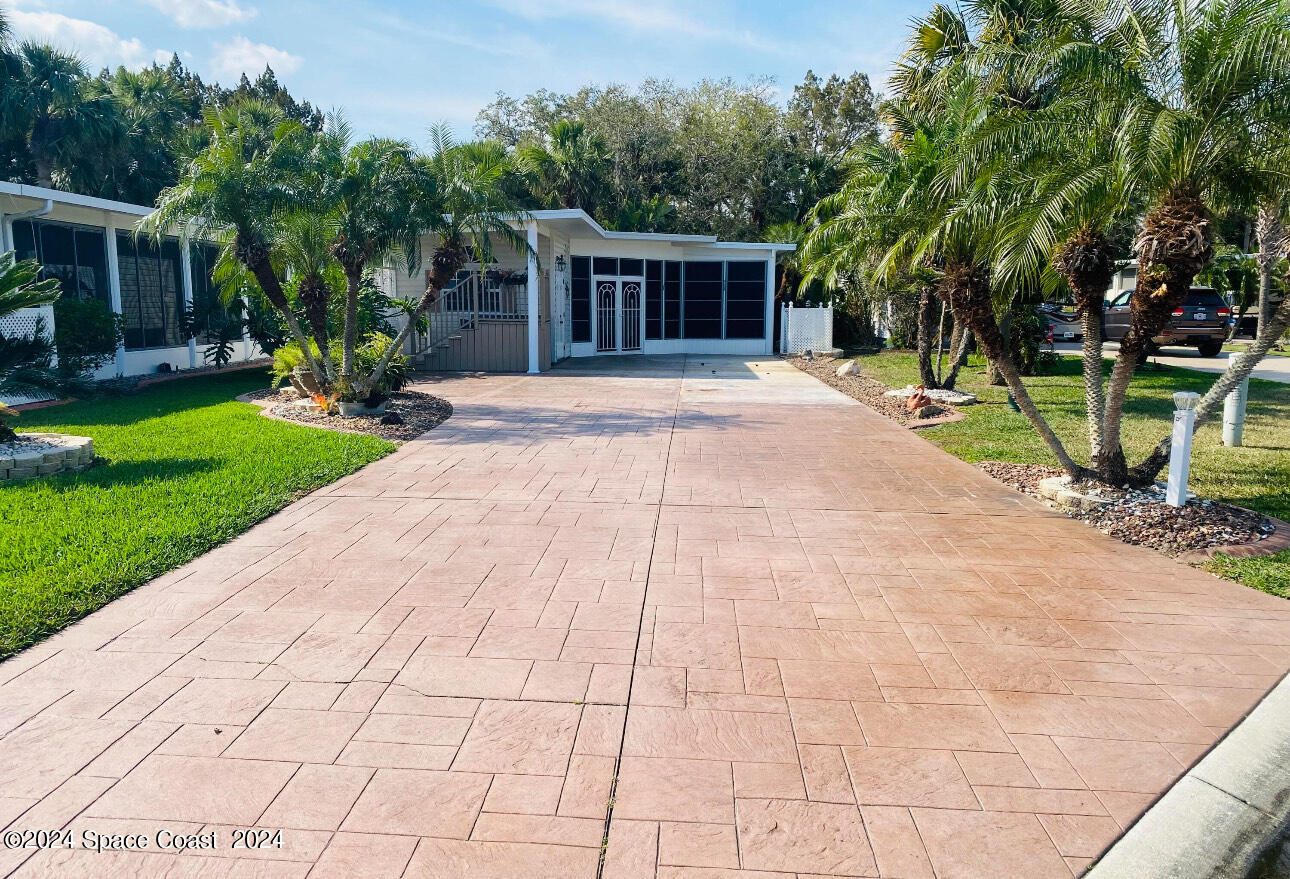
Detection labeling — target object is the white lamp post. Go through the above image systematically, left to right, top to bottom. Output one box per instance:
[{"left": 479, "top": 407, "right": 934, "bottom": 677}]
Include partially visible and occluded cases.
[{"left": 1166, "top": 392, "right": 1201, "bottom": 507}]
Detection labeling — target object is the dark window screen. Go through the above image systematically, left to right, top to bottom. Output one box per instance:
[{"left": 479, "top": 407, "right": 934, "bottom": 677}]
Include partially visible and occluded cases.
[
  {"left": 12, "top": 219, "right": 109, "bottom": 307},
  {"left": 117, "top": 232, "right": 184, "bottom": 349},
  {"left": 189, "top": 243, "right": 230, "bottom": 345},
  {"left": 571, "top": 256, "right": 591, "bottom": 343},
  {"left": 592, "top": 257, "right": 617, "bottom": 276},
  {"left": 619, "top": 258, "right": 644, "bottom": 277},
  {"left": 645, "top": 260, "right": 662, "bottom": 341},
  {"left": 664, "top": 261, "right": 682, "bottom": 339},
  {"left": 683, "top": 261, "right": 722, "bottom": 339},
  {"left": 725, "top": 261, "right": 766, "bottom": 338}
]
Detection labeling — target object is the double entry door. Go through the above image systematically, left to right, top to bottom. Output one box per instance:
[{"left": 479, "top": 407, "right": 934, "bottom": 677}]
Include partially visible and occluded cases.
[{"left": 594, "top": 276, "right": 643, "bottom": 353}]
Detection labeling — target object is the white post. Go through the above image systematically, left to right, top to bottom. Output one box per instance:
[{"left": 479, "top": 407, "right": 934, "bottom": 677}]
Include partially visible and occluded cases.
[
  {"left": 103, "top": 218, "right": 126, "bottom": 378},
  {"left": 525, "top": 223, "right": 540, "bottom": 374},
  {"left": 180, "top": 239, "right": 197, "bottom": 369},
  {"left": 1222, "top": 377, "right": 1250, "bottom": 447},
  {"left": 1166, "top": 392, "right": 1200, "bottom": 507}
]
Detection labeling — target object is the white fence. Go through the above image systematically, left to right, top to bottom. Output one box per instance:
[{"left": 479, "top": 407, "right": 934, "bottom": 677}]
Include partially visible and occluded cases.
[
  {"left": 779, "top": 302, "right": 833, "bottom": 354},
  {"left": 0, "top": 305, "right": 56, "bottom": 405}
]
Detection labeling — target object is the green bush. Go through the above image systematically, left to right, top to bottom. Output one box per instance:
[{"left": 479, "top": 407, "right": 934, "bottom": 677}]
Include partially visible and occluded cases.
[
  {"left": 54, "top": 298, "right": 123, "bottom": 376},
  {"left": 270, "top": 333, "right": 409, "bottom": 400}
]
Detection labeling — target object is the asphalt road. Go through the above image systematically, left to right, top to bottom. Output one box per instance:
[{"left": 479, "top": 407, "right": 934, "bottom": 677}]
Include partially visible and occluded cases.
[{"left": 1052, "top": 340, "right": 1290, "bottom": 384}]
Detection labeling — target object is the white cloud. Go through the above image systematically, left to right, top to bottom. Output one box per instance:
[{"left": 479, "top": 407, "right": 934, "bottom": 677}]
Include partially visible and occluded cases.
[
  {"left": 142, "top": 0, "right": 257, "bottom": 29},
  {"left": 480, "top": 0, "right": 778, "bottom": 52},
  {"left": 8, "top": 7, "right": 163, "bottom": 69},
  {"left": 211, "top": 35, "right": 301, "bottom": 80}
]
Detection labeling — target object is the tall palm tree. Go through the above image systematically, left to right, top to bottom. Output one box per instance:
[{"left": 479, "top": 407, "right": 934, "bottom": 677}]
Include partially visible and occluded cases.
[
  {"left": 1074, "top": 0, "right": 1290, "bottom": 483},
  {"left": 1, "top": 44, "right": 121, "bottom": 189},
  {"left": 92, "top": 66, "right": 191, "bottom": 204},
  {"left": 145, "top": 102, "right": 326, "bottom": 384},
  {"left": 315, "top": 113, "right": 429, "bottom": 381},
  {"left": 517, "top": 120, "right": 610, "bottom": 217},
  {"left": 361, "top": 125, "right": 531, "bottom": 394},
  {"left": 275, "top": 211, "right": 337, "bottom": 378}
]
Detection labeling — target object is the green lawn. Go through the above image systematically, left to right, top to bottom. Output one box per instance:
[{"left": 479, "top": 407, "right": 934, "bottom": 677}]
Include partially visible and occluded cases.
[
  {"left": 1223, "top": 344, "right": 1289, "bottom": 357},
  {"left": 850, "top": 350, "right": 1290, "bottom": 595},
  {"left": 0, "top": 369, "right": 395, "bottom": 658}
]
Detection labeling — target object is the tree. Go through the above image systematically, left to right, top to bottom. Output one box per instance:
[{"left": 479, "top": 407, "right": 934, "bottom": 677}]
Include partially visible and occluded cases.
[
  {"left": 1077, "top": 0, "right": 1290, "bottom": 484},
  {"left": 1, "top": 43, "right": 121, "bottom": 188},
  {"left": 787, "top": 70, "right": 881, "bottom": 161},
  {"left": 145, "top": 102, "right": 326, "bottom": 384},
  {"left": 316, "top": 113, "right": 429, "bottom": 381},
  {"left": 517, "top": 120, "right": 610, "bottom": 217},
  {"left": 360, "top": 125, "right": 531, "bottom": 395},
  {"left": 0, "top": 251, "right": 63, "bottom": 440}
]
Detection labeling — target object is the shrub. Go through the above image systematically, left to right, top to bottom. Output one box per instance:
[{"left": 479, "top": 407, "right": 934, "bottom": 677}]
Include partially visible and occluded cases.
[{"left": 53, "top": 298, "right": 123, "bottom": 377}]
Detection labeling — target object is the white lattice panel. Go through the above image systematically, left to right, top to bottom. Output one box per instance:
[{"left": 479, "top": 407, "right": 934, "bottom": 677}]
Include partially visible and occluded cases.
[
  {"left": 780, "top": 304, "right": 833, "bottom": 354},
  {"left": 0, "top": 305, "right": 57, "bottom": 405}
]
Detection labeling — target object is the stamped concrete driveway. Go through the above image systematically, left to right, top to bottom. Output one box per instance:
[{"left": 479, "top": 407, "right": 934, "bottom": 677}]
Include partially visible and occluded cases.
[{"left": 2, "top": 354, "right": 1288, "bottom": 878}]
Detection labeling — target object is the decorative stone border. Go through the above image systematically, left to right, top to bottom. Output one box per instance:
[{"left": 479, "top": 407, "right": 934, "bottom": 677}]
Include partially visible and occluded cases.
[{"left": 0, "top": 433, "right": 95, "bottom": 481}]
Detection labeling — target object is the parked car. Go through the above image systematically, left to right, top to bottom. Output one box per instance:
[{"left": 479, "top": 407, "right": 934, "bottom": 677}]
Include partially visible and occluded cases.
[
  {"left": 1103, "top": 286, "right": 1229, "bottom": 359},
  {"left": 1038, "top": 303, "right": 1083, "bottom": 341}
]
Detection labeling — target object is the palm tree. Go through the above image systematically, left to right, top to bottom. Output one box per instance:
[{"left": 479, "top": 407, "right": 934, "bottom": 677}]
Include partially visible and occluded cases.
[
  {"left": 1073, "top": 0, "right": 1290, "bottom": 483},
  {"left": 1, "top": 44, "right": 121, "bottom": 189},
  {"left": 92, "top": 66, "right": 191, "bottom": 204},
  {"left": 145, "top": 102, "right": 326, "bottom": 384},
  {"left": 316, "top": 113, "right": 428, "bottom": 381},
  {"left": 517, "top": 120, "right": 610, "bottom": 217},
  {"left": 361, "top": 125, "right": 531, "bottom": 395},
  {"left": 275, "top": 211, "right": 338, "bottom": 378},
  {"left": 0, "top": 251, "right": 63, "bottom": 440}
]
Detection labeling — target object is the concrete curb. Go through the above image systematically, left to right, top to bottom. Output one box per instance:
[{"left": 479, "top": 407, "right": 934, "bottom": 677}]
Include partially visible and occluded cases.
[{"left": 1089, "top": 671, "right": 1290, "bottom": 878}]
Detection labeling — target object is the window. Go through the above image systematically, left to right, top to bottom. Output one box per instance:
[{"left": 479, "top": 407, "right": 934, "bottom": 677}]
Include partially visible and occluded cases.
[
  {"left": 11, "top": 219, "right": 110, "bottom": 306},
  {"left": 117, "top": 232, "right": 184, "bottom": 349},
  {"left": 189, "top": 243, "right": 231, "bottom": 345},
  {"left": 571, "top": 256, "right": 591, "bottom": 343},
  {"left": 592, "top": 257, "right": 618, "bottom": 276},
  {"left": 618, "top": 258, "right": 644, "bottom": 277},
  {"left": 645, "top": 260, "right": 663, "bottom": 341},
  {"left": 664, "top": 261, "right": 682, "bottom": 339},
  {"left": 682, "top": 261, "right": 722, "bottom": 339},
  {"left": 724, "top": 261, "right": 766, "bottom": 339},
  {"left": 1110, "top": 290, "right": 1131, "bottom": 308}
]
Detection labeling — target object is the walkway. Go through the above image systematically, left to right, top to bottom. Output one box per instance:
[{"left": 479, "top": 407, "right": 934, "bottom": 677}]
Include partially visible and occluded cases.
[{"left": 2, "top": 355, "right": 1288, "bottom": 878}]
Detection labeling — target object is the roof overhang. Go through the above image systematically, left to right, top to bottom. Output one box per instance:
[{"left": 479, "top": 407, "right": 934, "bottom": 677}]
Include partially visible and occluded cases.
[
  {"left": 0, "top": 181, "right": 154, "bottom": 217},
  {"left": 518, "top": 208, "right": 796, "bottom": 252}
]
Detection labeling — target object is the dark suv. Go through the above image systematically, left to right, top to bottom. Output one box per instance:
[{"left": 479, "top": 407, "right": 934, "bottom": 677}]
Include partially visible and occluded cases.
[{"left": 1103, "top": 287, "right": 1229, "bottom": 358}]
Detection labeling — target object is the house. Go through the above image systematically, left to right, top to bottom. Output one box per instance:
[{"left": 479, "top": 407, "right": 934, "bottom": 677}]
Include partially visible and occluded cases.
[
  {"left": 1, "top": 184, "right": 794, "bottom": 389},
  {"left": 390, "top": 209, "right": 795, "bottom": 373}
]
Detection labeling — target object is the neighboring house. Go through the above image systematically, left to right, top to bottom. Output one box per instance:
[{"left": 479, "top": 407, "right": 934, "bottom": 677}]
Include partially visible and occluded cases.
[
  {"left": 0, "top": 181, "right": 255, "bottom": 386},
  {"left": 0, "top": 186, "right": 794, "bottom": 388},
  {"left": 390, "top": 209, "right": 794, "bottom": 373}
]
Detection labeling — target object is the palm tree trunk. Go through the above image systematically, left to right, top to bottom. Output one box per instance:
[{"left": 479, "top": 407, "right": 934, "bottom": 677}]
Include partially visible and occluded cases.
[
  {"left": 1101, "top": 189, "right": 1213, "bottom": 485},
  {"left": 1255, "top": 201, "right": 1283, "bottom": 337},
  {"left": 1052, "top": 227, "right": 1117, "bottom": 468},
  {"left": 363, "top": 243, "right": 466, "bottom": 393},
  {"left": 245, "top": 257, "right": 325, "bottom": 385},
  {"left": 939, "top": 263, "right": 1085, "bottom": 479},
  {"left": 341, "top": 264, "right": 363, "bottom": 380},
  {"left": 298, "top": 279, "right": 333, "bottom": 380},
  {"left": 916, "top": 285, "right": 939, "bottom": 388},
  {"left": 1130, "top": 293, "right": 1290, "bottom": 483},
  {"left": 986, "top": 308, "right": 1011, "bottom": 385},
  {"left": 1080, "top": 308, "right": 1106, "bottom": 465},
  {"left": 943, "top": 327, "right": 972, "bottom": 391}
]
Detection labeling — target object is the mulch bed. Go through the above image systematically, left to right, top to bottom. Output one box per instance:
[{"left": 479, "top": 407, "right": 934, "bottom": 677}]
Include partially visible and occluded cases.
[
  {"left": 789, "top": 354, "right": 949, "bottom": 425},
  {"left": 251, "top": 390, "right": 453, "bottom": 441},
  {"left": 979, "top": 461, "right": 1277, "bottom": 556}
]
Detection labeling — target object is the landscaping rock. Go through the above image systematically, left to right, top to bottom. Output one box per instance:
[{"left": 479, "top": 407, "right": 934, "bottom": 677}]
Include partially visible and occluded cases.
[
  {"left": 835, "top": 360, "right": 861, "bottom": 378},
  {"left": 884, "top": 385, "right": 978, "bottom": 405},
  {"left": 262, "top": 389, "right": 452, "bottom": 441},
  {"left": 913, "top": 404, "right": 941, "bottom": 419},
  {"left": 0, "top": 433, "right": 95, "bottom": 482},
  {"left": 980, "top": 461, "right": 1275, "bottom": 556}
]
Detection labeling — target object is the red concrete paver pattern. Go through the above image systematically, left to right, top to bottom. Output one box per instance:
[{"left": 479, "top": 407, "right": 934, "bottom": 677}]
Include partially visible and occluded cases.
[{"left": 2, "top": 354, "right": 1288, "bottom": 878}]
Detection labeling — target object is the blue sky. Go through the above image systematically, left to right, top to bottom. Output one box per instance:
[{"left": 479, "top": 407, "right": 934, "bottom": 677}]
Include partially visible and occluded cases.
[{"left": 10, "top": 1, "right": 924, "bottom": 144}]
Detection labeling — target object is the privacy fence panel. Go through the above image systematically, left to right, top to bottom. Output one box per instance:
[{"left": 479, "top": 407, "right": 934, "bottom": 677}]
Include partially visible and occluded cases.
[{"left": 779, "top": 303, "right": 833, "bottom": 354}]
